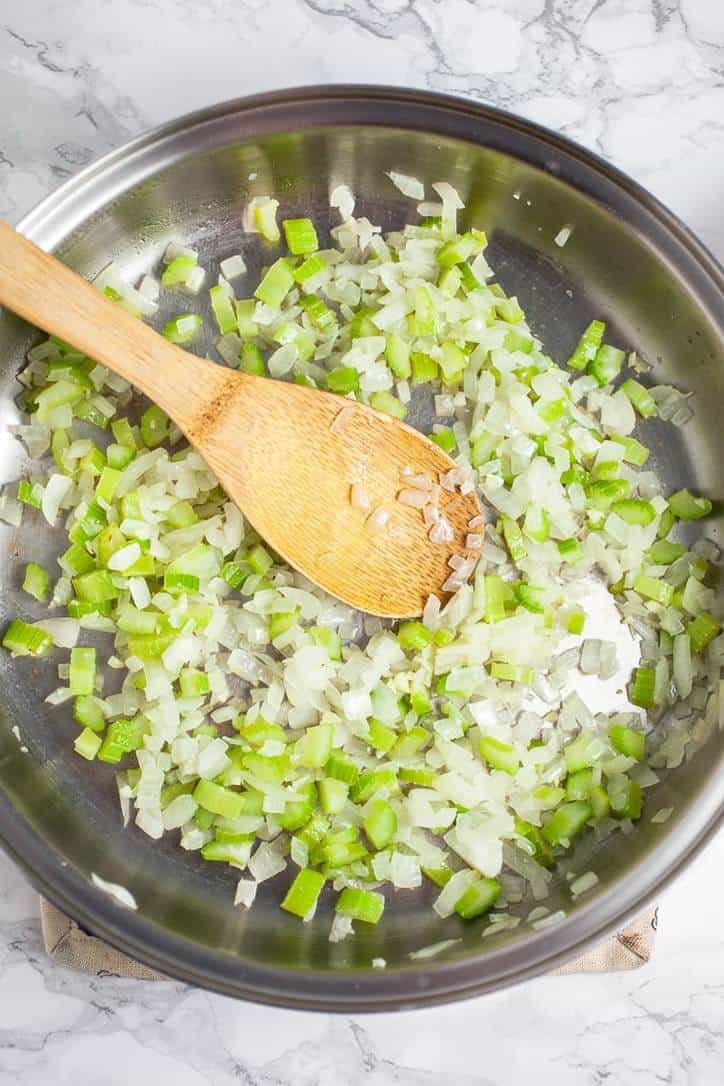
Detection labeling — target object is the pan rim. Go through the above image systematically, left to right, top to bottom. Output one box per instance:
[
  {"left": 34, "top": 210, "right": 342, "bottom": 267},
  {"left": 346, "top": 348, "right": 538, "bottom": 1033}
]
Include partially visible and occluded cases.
[{"left": 2, "top": 83, "right": 723, "bottom": 1010}]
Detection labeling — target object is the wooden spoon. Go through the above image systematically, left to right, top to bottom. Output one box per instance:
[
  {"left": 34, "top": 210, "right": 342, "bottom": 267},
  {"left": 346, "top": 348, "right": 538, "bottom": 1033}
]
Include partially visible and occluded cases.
[{"left": 0, "top": 220, "right": 481, "bottom": 617}]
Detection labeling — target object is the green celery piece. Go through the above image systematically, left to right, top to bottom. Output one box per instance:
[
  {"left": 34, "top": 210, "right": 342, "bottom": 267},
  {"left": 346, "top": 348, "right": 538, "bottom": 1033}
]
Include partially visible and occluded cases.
[
  {"left": 254, "top": 199, "right": 280, "bottom": 242},
  {"left": 283, "top": 217, "right": 319, "bottom": 255},
  {"left": 293, "top": 254, "right": 326, "bottom": 284},
  {"left": 161, "top": 255, "right": 196, "bottom": 286},
  {"left": 254, "top": 259, "right": 294, "bottom": 307},
  {"left": 210, "top": 286, "right": 237, "bottom": 335},
  {"left": 299, "top": 294, "right": 335, "bottom": 331},
  {"left": 162, "top": 314, "right": 202, "bottom": 344},
  {"left": 567, "top": 320, "right": 605, "bottom": 371},
  {"left": 385, "top": 333, "right": 411, "bottom": 379},
  {"left": 240, "top": 341, "right": 265, "bottom": 375},
  {"left": 588, "top": 344, "right": 624, "bottom": 386},
  {"left": 410, "top": 352, "right": 438, "bottom": 384},
  {"left": 327, "top": 366, "right": 360, "bottom": 395},
  {"left": 621, "top": 378, "right": 657, "bottom": 418},
  {"left": 369, "top": 391, "right": 407, "bottom": 419},
  {"left": 140, "top": 405, "right": 169, "bottom": 449},
  {"left": 430, "top": 428, "right": 456, "bottom": 453},
  {"left": 668, "top": 489, "right": 712, "bottom": 521},
  {"left": 611, "top": 499, "right": 656, "bottom": 526},
  {"left": 22, "top": 562, "right": 49, "bottom": 601},
  {"left": 268, "top": 608, "right": 300, "bottom": 640},
  {"left": 687, "top": 612, "right": 721, "bottom": 653},
  {"left": 2, "top": 619, "right": 52, "bottom": 656},
  {"left": 398, "top": 620, "right": 433, "bottom": 650},
  {"left": 308, "top": 625, "right": 342, "bottom": 660},
  {"left": 69, "top": 646, "right": 96, "bottom": 696},
  {"left": 489, "top": 661, "right": 534, "bottom": 684},
  {"left": 630, "top": 666, "right": 656, "bottom": 709},
  {"left": 179, "top": 668, "right": 211, "bottom": 698},
  {"left": 73, "top": 694, "right": 105, "bottom": 732},
  {"left": 98, "top": 716, "right": 148, "bottom": 763},
  {"left": 367, "top": 718, "right": 397, "bottom": 754},
  {"left": 295, "top": 723, "right": 333, "bottom": 769},
  {"left": 609, "top": 724, "right": 645, "bottom": 761},
  {"left": 74, "top": 727, "right": 102, "bottom": 761},
  {"left": 479, "top": 736, "right": 519, "bottom": 774},
  {"left": 325, "top": 751, "right": 359, "bottom": 785},
  {"left": 350, "top": 767, "right": 398, "bottom": 803},
  {"left": 565, "top": 769, "right": 593, "bottom": 801},
  {"left": 608, "top": 775, "right": 643, "bottom": 820},
  {"left": 318, "top": 778, "right": 349, "bottom": 815},
  {"left": 193, "top": 779, "right": 245, "bottom": 819},
  {"left": 277, "top": 782, "right": 317, "bottom": 831},
  {"left": 363, "top": 798, "right": 398, "bottom": 850},
  {"left": 542, "top": 801, "right": 592, "bottom": 846},
  {"left": 514, "top": 818, "right": 554, "bottom": 868},
  {"left": 201, "top": 837, "right": 254, "bottom": 867},
  {"left": 281, "top": 868, "right": 325, "bottom": 919},
  {"left": 454, "top": 877, "right": 501, "bottom": 920},
  {"left": 336, "top": 887, "right": 384, "bottom": 924}
]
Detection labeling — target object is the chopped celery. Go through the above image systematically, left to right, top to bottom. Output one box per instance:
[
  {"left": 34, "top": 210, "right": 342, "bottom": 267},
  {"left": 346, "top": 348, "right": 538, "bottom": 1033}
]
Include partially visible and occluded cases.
[
  {"left": 254, "top": 199, "right": 280, "bottom": 242},
  {"left": 283, "top": 217, "right": 319, "bottom": 255},
  {"left": 161, "top": 255, "right": 197, "bottom": 286},
  {"left": 254, "top": 259, "right": 294, "bottom": 307},
  {"left": 209, "top": 286, "right": 237, "bottom": 335},
  {"left": 299, "top": 294, "right": 336, "bottom": 331},
  {"left": 162, "top": 314, "right": 202, "bottom": 344},
  {"left": 567, "top": 320, "right": 604, "bottom": 371},
  {"left": 385, "top": 333, "right": 411, "bottom": 379},
  {"left": 588, "top": 344, "right": 624, "bottom": 386},
  {"left": 410, "top": 352, "right": 438, "bottom": 384},
  {"left": 327, "top": 366, "right": 360, "bottom": 395},
  {"left": 621, "top": 378, "right": 657, "bottom": 418},
  {"left": 368, "top": 390, "right": 406, "bottom": 419},
  {"left": 140, "top": 405, "right": 169, "bottom": 449},
  {"left": 430, "top": 428, "right": 456, "bottom": 453},
  {"left": 668, "top": 489, "right": 712, "bottom": 521},
  {"left": 611, "top": 499, "right": 656, "bottom": 526},
  {"left": 22, "top": 562, "right": 49, "bottom": 601},
  {"left": 633, "top": 573, "right": 673, "bottom": 606},
  {"left": 687, "top": 612, "right": 721, "bottom": 653},
  {"left": 2, "top": 619, "right": 52, "bottom": 656},
  {"left": 398, "top": 620, "right": 433, "bottom": 651},
  {"left": 309, "top": 625, "right": 342, "bottom": 660},
  {"left": 69, "top": 646, "right": 96, "bottom": 696},
  {"left": 489, "top": 661, "right": 534, "bottom": 684},
  {"left": 630, "top": 666, "right": 656, "bottom": 709},
  {"left": 73, "top": 694, "right": 105, "bottom": 732},
  {"left": 98, "top": 716, "right": 147, "bottom": 763},
  {"left": 609, "top": 725, "right": 645, "bottom": 761},
  {"left": 74, "top": 727, "right": 102, "bottom": 761},
  {"left": 479, "top": 736, "right": 519, "bottom": 774},
  {"left": 318, "top": 778, "right": 348, "bottom": 815},
  {"left": 193, "top": 779, "right": 245, "bottom": 819},
  {"left": 363, "top": 799, "right": 397, "bottom": 850},
  {"left": 542, "top": 801, "right": 592, "bottom": 846},
  {"left": 281, "top": 868, "right": 325, "bottom": 919},
  {"left": 455, "top": 877, "right": 501, "bottom": 919},
  {"left": 336, "top": 887, "right": 384, "bottom": 924}
]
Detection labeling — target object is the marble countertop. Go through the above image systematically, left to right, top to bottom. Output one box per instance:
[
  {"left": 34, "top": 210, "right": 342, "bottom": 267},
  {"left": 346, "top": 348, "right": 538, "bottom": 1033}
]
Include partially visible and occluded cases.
[{"left": 0, "top": 1, "right": 722, "bottom": 1082}]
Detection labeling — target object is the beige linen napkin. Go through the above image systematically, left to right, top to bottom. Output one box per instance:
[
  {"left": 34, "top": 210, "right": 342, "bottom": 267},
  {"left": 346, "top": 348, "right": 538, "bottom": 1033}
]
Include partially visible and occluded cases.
[{"left": 40, "top": 898, "right": 657, "bottom": 980}]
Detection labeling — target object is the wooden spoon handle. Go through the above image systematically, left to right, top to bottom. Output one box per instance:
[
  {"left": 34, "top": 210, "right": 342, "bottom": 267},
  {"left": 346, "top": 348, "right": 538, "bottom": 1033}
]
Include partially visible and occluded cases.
[{"left": 0, "top": 218, "right": 224, "bottom": 422}]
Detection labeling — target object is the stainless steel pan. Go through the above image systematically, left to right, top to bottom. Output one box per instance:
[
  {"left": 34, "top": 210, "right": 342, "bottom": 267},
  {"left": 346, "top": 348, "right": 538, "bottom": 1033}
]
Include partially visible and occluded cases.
[{"left": 0, "top": 86, "right": 722, "bottom": 1010}]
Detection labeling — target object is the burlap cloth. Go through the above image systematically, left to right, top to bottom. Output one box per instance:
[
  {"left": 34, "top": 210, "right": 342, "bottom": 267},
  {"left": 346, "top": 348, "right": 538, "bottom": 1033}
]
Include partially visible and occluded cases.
[{"left": 40, "top": 898, "right": 657, "bottom": 980}]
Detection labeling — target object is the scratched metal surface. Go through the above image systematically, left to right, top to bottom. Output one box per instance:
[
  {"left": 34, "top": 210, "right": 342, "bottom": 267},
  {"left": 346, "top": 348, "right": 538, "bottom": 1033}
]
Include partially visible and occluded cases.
[{"left": 0, "top": 89, "right": 721, "bottom": 1008}]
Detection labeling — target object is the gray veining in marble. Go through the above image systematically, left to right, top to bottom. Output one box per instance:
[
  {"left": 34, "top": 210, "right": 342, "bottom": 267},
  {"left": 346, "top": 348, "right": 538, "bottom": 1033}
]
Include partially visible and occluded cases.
[{"left": 0, "top": 1, "right": 723, "bottom": 1082}]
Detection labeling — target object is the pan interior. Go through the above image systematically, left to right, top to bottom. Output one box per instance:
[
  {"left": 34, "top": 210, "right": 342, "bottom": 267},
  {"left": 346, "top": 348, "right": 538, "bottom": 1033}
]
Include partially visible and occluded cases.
[{"left": 0, "top": 102, "right": 722, "bottom": 1005}]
